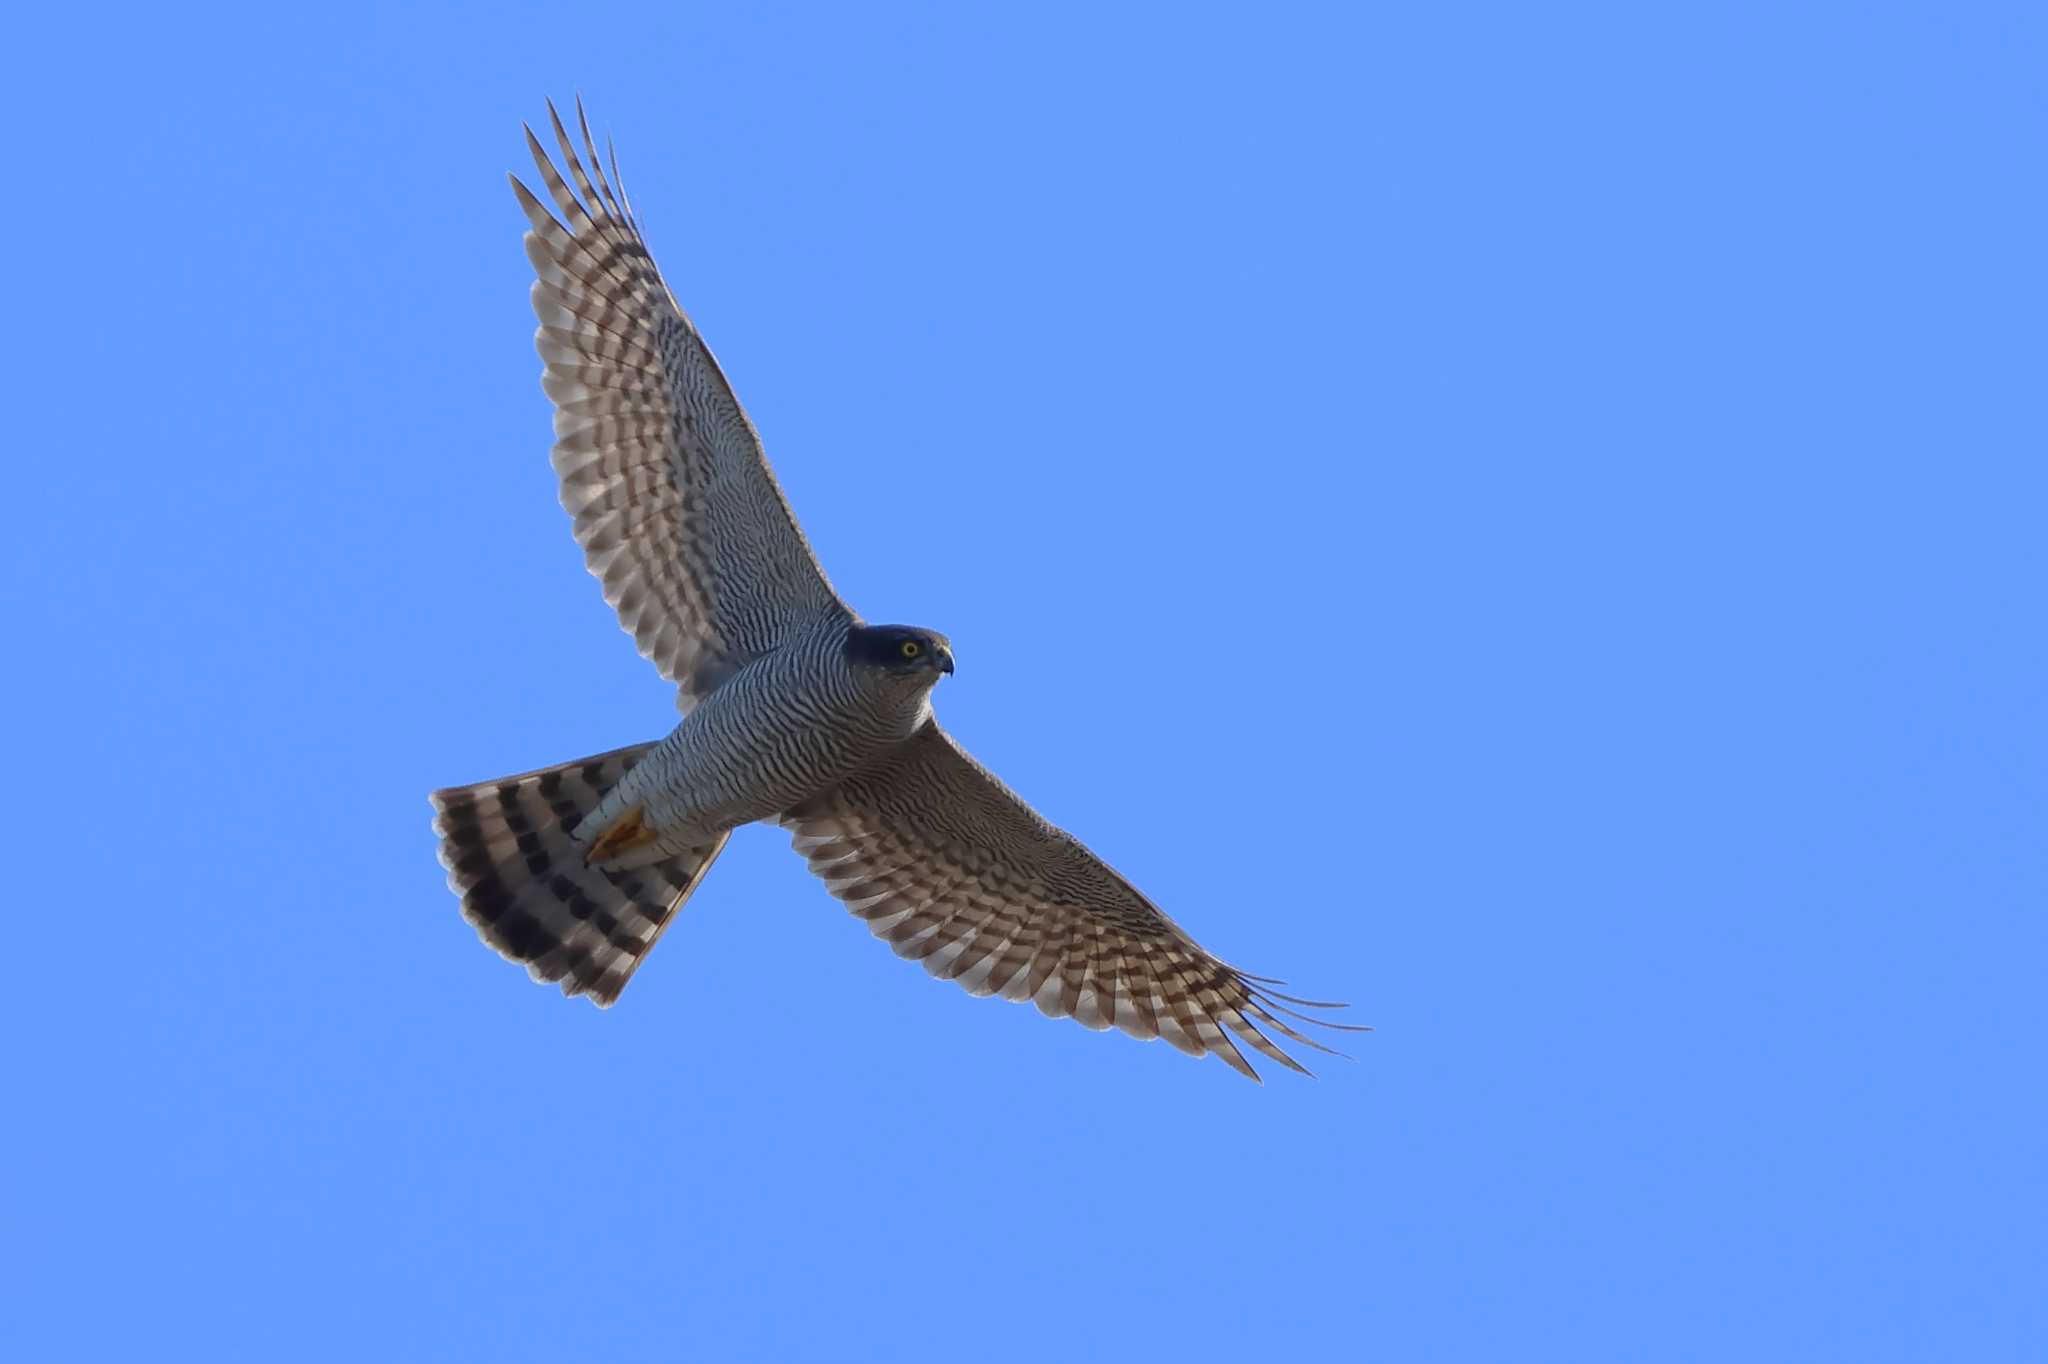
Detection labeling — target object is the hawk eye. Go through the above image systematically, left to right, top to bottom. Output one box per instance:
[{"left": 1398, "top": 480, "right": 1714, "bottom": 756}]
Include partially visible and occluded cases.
[{"left": 899, "top": 639, "right": 923, "bottom": 659}]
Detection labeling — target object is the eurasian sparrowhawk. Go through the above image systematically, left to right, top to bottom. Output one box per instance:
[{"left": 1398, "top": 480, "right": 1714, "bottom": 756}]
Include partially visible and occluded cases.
[{"left": 431, "top": 101, "right": 1359, "bottom": 1080}]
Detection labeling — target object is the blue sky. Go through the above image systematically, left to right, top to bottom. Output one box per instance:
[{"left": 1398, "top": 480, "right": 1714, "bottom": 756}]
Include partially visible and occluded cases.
[{"left": 6, "top": 2, "right": 2043, "bottom": 1359}]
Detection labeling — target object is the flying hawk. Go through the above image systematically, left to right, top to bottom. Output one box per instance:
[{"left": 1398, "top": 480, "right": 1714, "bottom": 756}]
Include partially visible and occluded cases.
[{"left": 431, "top": 101, "right": 1359, "bottom": 1080}]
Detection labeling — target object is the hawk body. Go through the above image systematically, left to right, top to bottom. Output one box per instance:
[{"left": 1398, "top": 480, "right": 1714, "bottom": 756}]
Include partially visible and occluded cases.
[
  {"left": 432, "top": 101, "right": 1358, "bottom": 1079},
  {"left": 577, "top": 613, "right": 953, "bottom": 868}
]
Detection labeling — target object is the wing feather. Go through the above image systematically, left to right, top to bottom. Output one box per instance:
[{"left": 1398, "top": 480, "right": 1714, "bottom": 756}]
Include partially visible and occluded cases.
[
  {"left": 512, "top": 100, "right": 846, "bottom": 706},
  {"left": 782, "top": 726, "right": 1362, "bottom": 1081}
]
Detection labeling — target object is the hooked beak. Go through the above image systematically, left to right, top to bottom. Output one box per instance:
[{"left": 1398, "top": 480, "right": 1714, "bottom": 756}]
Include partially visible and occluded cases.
[{"left": 936, "top": 644, "right": 955, "bottom": 675}]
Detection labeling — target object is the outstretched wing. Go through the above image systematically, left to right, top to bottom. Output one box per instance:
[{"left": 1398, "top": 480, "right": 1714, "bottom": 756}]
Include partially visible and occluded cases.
[
  {"left": 512, "top": 100, "right": 847, "bottom": 708},
  {"left": 781, "top": 726, "right": 1362, "bottom": 1081}
]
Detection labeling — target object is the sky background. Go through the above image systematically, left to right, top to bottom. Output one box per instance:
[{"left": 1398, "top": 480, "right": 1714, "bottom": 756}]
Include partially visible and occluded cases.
[{"left": 5, "top": 2, "right": 2043, "bottom": 1360}]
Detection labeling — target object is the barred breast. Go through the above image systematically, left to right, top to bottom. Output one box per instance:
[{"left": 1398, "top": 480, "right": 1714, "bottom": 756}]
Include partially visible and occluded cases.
[{"left": 582, "top": 609, "right": 930, "bottom": 857}]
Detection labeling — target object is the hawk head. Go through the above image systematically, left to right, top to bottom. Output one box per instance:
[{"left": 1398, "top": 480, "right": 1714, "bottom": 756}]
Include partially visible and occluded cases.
[{"left": 846, "top": 624, "right": 955, "bottom": 682}]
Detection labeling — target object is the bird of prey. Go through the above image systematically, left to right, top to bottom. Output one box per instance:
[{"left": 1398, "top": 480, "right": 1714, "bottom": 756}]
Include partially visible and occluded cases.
[{"left": 431, "top": 101, "right": 1359, "bottom": 1080}]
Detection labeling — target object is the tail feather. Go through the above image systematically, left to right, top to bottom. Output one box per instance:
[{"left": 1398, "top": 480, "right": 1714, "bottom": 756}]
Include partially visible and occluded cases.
[{"left": 430, "top": 743, "right": 728, "bottom": 1005}]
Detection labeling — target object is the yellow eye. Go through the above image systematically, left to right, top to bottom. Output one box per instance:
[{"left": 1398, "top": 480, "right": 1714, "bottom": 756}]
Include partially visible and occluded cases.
[{"left": 900, "top": 639, "right": 923, "bottom": 659}]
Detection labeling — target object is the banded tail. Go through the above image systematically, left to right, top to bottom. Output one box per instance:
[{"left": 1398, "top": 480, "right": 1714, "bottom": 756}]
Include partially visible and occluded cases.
[{"left": 430, "top": 743, "right": 728, "bottom": 1005}]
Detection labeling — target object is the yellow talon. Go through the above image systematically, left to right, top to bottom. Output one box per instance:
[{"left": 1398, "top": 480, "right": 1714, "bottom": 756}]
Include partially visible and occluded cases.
[{"left": 586, "top": 805, "right": 659, "bottom": 863}]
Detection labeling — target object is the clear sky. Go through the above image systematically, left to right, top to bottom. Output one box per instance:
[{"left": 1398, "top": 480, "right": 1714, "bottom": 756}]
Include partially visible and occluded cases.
[{"left": 6, "top": 2, "right": 2042, "bottom": 1360}]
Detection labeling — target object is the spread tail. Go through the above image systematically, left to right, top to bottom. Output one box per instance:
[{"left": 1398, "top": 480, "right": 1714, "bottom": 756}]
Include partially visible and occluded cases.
[{"left": 430, "top": 743, "right": 729, "bottom": 1005}]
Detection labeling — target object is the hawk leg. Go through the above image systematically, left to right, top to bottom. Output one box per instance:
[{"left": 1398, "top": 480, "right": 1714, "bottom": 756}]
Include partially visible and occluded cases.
[{"left": 586, "top": 805, "right": 660, "bottom": 864}]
